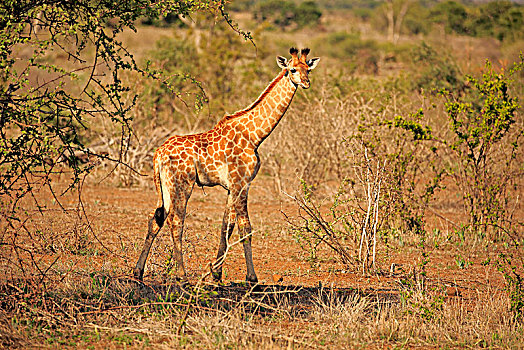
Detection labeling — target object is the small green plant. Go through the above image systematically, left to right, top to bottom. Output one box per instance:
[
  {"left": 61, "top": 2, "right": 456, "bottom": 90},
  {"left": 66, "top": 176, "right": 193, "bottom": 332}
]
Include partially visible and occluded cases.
[
  {"left": 288, "top": 179, "right": 355, "bottom": 270},
  {"left": 496, "top": 253, "right": 524, "bottom": 320},
  {"left": 455, "top": 255, "right": 472, "bottom": 269},
  {"left": 398, "top": 281, "right": 444, "bottom": 321},
  {"left": 111, "top": 332, "right": 133, "bottom": 345}
]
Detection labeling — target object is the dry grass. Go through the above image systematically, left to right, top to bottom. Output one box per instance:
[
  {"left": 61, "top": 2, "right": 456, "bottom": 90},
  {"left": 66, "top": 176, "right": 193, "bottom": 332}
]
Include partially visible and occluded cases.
[
  {"left": 1, "top": 268, "right": 521, "bottom": 349},
  {"left": 320, "top": 289, "right": 523, "bottom": 347}
]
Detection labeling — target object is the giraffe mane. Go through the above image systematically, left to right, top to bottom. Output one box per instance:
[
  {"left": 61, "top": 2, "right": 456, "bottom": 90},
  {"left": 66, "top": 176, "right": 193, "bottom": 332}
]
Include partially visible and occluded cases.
[{"left": 221, "top": 70, "right": 287, "bottom": 122}]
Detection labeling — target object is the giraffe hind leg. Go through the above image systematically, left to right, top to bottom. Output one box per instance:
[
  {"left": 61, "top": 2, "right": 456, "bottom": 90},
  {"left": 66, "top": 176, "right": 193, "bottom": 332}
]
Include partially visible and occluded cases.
[
  {"left": 166, "top": 183, "right": 193, "bottom": 282},
  {"left": 134, "top": 214, "right": 162, "bottom": 280}
]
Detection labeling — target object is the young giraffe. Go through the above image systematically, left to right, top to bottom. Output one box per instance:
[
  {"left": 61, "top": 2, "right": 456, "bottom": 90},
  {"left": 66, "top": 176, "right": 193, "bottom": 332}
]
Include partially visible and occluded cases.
[{"left": 134, "top": 48, "right": 320, "bottom": 283}]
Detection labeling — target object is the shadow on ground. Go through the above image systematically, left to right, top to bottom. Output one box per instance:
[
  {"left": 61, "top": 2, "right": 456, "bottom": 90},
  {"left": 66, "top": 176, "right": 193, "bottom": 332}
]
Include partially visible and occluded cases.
[
  {"left": 0, "top": 274, "right": 400, "bottom": 322},
  {"left": 123, "top": 277, "right": 400, "bottom": 316}
]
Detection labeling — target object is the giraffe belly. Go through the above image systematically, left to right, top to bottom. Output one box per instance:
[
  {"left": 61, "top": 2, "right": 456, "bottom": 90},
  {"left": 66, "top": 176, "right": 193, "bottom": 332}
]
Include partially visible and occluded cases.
[{"left": 194, "top": 160, "right": 229, "bottom": 188}]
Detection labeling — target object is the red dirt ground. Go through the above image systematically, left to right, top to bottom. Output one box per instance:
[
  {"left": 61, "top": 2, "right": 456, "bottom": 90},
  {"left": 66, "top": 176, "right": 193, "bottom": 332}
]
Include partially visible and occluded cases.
[{"left": 10, "top": 172, "right": 508, "bottom": 304}]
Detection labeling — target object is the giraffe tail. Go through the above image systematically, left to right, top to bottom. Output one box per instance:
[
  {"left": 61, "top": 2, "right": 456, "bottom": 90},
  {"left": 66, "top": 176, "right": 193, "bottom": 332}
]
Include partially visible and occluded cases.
[{"left": 154, "top": 161, "right": 170, "bottom": 228}]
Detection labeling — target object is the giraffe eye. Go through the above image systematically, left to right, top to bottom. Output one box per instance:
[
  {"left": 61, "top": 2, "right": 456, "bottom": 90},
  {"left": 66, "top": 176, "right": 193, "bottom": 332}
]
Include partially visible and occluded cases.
[{"left": 290, "top": 68, "right": 297, "bottom": 73}]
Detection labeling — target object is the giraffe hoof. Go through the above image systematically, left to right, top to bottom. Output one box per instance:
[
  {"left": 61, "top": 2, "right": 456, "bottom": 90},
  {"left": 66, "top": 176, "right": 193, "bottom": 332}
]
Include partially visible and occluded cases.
[
  {"left": 133, "top": 267, "right": 144, "bottom": 281},
  {"left": 212, "top": 271, "right": 222, "bottom": 282},
  {"left": 246, "top": 274, "right": 258, "bottom": 284},
  {"left": 176, "top": 277, "right": 190, "bottom": 288}
]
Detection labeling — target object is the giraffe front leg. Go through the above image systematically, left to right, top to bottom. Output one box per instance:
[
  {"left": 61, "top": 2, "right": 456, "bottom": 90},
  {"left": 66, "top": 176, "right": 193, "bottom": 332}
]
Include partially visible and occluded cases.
[
  {"left": 212, "top": 194, "right": 236, "bottom": 282},
  {"left": 235, "top": 197, "right": 258, "bottom": 283},
  {"left": 241, "top": 229, "right": 257, "bottom": 283}
]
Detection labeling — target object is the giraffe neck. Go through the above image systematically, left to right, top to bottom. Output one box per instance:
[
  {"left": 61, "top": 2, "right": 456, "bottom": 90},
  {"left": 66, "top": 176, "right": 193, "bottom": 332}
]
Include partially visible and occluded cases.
[{"left": 219, "top": 70, "right": 297, "bottom": 147}]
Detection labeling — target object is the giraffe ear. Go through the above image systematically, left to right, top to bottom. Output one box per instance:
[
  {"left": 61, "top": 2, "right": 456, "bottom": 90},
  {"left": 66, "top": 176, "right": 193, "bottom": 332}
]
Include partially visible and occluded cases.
[
  {"left": 276, "top": 56, "right": 288, "bottom": 69},
  {"left": 306, "top": 57, "right": 320, "bottom": 70}
]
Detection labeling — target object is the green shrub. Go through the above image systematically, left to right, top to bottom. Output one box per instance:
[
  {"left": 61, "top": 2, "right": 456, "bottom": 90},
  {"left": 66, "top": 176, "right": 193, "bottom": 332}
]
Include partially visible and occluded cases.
[
  {"left": 254, "top": 0, "right": 322, "bottom": 30},
  {"left": 254, "top": 0, "right": 296, "bottom": 29},
  {"left": 295, "top": 1, "right": 323, "bottom": 28},
  {"left": 429, "top": 1, "right": 469, "bottom": 35},
  {"left": 470, "top": 1, "right": 524, "bottom": 42},
  {"left": 402, "top": 2, "right": 431, "bottom": 36},
  {"left": 315, "top": 32, "right": 380, "bottom": 74},
  {"left": 410, "top": 42, "right": 466, "bottom": 94}
]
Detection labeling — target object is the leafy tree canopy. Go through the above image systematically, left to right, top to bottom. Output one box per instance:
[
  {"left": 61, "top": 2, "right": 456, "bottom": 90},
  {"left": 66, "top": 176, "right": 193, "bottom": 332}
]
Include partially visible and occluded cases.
[{"left": 0, "top": 0, "right": 249, "bottom": 209}]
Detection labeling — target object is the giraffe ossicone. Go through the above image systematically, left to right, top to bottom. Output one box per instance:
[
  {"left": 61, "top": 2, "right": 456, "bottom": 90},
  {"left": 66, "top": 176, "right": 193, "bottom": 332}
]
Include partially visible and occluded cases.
[{"left": 134, "top": 47, "right": 320, "bottom": 283}]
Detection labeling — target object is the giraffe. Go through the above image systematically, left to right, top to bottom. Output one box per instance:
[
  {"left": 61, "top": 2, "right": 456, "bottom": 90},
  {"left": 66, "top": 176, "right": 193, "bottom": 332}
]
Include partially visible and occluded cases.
[{"left": 133, "top": 47, "right": 320, "bottom": 283}]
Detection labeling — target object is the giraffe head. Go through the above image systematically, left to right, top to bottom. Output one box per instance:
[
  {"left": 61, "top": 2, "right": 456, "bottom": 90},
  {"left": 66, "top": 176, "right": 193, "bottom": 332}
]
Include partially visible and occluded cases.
[{"left": 276, "top": 47, "right": 320, "bottom": 89}]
